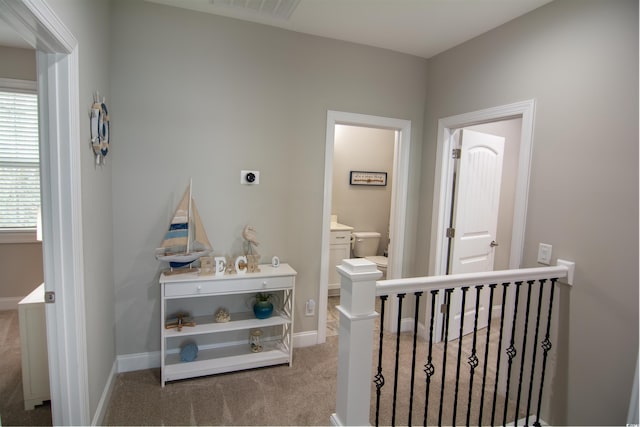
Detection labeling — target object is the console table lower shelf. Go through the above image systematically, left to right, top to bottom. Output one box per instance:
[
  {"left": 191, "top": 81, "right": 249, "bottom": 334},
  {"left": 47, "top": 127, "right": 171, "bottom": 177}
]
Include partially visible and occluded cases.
[{"left": 163, "top": 341, "right": 290, "bottom": 383}]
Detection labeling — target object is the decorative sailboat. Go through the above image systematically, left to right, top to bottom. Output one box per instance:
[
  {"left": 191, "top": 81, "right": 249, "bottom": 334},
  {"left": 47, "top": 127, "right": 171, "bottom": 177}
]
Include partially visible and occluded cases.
[{"left": 155, "top": 180, "right": 212, "bottom": 269}]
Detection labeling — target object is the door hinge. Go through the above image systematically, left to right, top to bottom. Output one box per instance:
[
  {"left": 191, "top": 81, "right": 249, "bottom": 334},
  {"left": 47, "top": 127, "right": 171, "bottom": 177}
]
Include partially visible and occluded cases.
[
  {"left": 452, "top": 148, "right": 461, "bottom": 159},
  {"left": 446, "top": 227, "right": 455, "bottom": 238},
  {"left": 44, "top": 291, "right": 55, "bottom": 303}
]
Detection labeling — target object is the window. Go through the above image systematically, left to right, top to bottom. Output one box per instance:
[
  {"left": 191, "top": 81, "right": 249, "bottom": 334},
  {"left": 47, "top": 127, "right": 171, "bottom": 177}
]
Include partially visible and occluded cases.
[{"left": 0, "top": 78, "right": 39, "bottom": 243}]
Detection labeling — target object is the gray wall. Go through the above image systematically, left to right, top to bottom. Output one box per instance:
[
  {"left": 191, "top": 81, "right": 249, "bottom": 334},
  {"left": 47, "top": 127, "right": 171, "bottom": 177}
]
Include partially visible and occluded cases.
[
  {"left": 43, "top": 0, "right": 115, "bottom": 419},
  {"left": 109, "top": 0, "right": 427, "bottom": 355},
  {"left": 418, "top": 0, "right": 638, "bottom": 424},
  {"left": 0, "top": 46, "right": 42, "bottom": 300},
  {"left": 332, "top": 125, "right": 394, "bottom": 254}
]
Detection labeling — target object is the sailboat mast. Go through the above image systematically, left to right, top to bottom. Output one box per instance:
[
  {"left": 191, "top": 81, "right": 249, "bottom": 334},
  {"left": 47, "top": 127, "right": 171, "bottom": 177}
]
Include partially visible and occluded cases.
[{"left": 186, "top": 178, "right": 192, "bottom": 254}]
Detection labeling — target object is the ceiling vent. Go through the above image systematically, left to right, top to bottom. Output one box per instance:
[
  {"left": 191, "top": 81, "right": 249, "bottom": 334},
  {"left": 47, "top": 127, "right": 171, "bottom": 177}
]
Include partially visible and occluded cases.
[{"left": 210, "top": 0, "right": 300, "bottom": 20}]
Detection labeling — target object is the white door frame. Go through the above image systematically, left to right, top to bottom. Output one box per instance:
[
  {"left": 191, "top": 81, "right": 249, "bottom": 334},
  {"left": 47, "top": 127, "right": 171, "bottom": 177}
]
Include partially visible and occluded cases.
[
  {"left": 0, "top": 1, "right": 89, "bottom": 425},
  {"left": 429, "top": 100, "right": 535, "bottom": 341},
  {"left": 318, "top": 110, "right": 411, "bottom": 344}
]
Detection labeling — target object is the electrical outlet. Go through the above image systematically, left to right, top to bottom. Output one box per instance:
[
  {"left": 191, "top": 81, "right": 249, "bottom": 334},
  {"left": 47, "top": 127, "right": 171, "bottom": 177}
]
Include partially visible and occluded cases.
[
  {"left": 241, "top": 170, "right": 260, "bottom": 184},
  {"left": 537, "top": 243, "right": 552, "bottom": 265},
  {"left": 305, "top": 299, "right": 316, "bottom": 316}
]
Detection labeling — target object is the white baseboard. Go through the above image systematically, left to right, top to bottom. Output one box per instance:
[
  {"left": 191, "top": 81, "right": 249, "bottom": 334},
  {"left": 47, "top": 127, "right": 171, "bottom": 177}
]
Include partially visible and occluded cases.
[
  {"left": 0, "top": 296, "right": 22, "bottom": 311},
  {"left": 492, "top": 304, "right": 503, "bottom": 318},
  {"left": 400, "top": 317, "right": 415, "bottom": 333},
  {"left": 293, "top": 330, "right": 318, "bottom": 347},
  {"left": 117, "top": 331, "right": 319, "bottom": 373},
  {"left": 117, "top": 350, "right": 161, "bottom": 373},
  {"left": 91, "top": 360, "right": 117, "bottom": 426},
  {"left": 508, "top": 416, "right": 548, "bottom": 426}
]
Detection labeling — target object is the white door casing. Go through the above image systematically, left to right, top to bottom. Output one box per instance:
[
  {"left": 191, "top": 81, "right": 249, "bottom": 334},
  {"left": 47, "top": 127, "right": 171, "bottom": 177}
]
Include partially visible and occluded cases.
[
  {"left": 0, "top": 1, "right": 90, "bottom": 425},
  {"left": 429, "top": 99, "right": 535, "bottom": 343},
  {"left": 319, "top": 110, "right": 411, "bottom": 344},
  {"left": 447, "top": 129, "right": 505, "bottom": 339}
]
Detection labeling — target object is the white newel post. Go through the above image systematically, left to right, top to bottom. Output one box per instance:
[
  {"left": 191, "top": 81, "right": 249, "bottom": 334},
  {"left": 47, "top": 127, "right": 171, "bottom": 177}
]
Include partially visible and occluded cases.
[{"left": 330, "top": 259, "right": 382, "bottom": 427}]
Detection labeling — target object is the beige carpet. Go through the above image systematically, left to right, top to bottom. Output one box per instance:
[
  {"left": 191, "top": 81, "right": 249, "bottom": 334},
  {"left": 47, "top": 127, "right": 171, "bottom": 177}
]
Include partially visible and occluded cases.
[
  {"left": 103, "top": 299, "right": 521, "bottom": 426},
  {"left": 1, "top": 302, "right": 520, "bottom": 426},
  {"left": 0, "top": 310, "right": 52, "bottom": 426}
]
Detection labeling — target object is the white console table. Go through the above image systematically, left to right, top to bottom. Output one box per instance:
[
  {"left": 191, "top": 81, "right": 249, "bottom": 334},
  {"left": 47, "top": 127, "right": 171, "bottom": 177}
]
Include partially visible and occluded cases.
[
  {"left": 159, "top": 264, "right": 296, "bottom": 386},
  {"left": 18, "top": 283, "right": 50, "bottom": 410}
]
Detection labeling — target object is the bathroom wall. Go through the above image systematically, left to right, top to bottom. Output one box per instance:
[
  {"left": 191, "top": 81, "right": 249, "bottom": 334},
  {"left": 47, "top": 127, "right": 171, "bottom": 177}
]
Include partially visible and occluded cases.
[{"left": 332, "top": 124, "right": 395, "bottom": 255}]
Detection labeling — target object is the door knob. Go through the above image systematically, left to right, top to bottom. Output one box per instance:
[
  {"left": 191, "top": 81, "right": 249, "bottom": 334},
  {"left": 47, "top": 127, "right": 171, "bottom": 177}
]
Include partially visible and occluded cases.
[{"left": 490, "top": 240, "right": 499, "bottom": 247}]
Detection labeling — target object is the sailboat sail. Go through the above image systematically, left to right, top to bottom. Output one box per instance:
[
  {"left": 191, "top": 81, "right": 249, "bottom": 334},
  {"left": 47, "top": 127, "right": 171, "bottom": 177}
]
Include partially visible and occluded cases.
[
  {"left": 156, "top": 183, "right": 212, "bottom": 267},
  {"left": 161, "top": 188, "right": 190, "bottom": 252}
]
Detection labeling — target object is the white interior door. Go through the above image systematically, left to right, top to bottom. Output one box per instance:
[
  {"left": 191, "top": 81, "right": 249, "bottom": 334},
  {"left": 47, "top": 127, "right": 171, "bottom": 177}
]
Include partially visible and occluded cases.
[{"left": 447, "top": 129, "right": 505, "bottom": 340}]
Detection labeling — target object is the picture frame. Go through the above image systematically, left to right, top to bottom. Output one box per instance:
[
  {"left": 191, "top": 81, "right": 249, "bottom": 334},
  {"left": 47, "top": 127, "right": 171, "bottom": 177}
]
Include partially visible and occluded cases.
[{"left": 349, "top": 171, "right": 387, "bottom": 186}]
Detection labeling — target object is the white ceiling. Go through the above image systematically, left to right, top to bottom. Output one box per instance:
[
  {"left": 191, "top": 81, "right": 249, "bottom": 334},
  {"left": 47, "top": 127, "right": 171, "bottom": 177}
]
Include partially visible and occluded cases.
[
  {"left": 1, "top": 0, "right": 554, "bottom": 58},
  {"left": 146, "top": 0, "right": 554, "bottom": 59}
]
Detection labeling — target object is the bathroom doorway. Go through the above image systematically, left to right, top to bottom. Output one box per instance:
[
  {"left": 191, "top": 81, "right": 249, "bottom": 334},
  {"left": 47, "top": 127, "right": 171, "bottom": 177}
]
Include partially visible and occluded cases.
[
  {"left": 318, "top": 111, "right": 411, "bottom": 344},
  {"left": 326, "top": 124, "right": 395, "bottom": 336}
]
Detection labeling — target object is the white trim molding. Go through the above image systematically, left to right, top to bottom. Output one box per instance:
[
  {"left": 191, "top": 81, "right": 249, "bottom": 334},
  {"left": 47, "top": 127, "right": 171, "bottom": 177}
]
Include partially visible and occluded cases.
[
  {"left": 429, "top": 99, "right": 536, "bottom": 343},
  {"left": 430, "top": 99, "right": 536, "bottom": 275},
  {"left": 319, "top": 110, "right": 411, "bottom": 344}
]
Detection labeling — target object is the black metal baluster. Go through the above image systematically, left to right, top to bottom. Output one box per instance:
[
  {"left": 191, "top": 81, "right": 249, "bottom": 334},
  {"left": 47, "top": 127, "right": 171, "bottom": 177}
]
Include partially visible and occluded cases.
[
  {"left": 533, "top": 279, "right": 557, "bottom": 427},
  {"left": 526, "top": 280, "right": 546, "bottom": 425},
  {"left": 503, "top": 281, "right": 523, "bottom": 426},
  {"left": 515, "top": 281, "right": 535, "bottom": 424},
  {"left": 491, "top": 283, "right": 510, "bottom": 426},
  {"left": 478, "top": 284, "right": 497, "bottom": 426},
  {"left": 466, "top": 285, "right": 483, "bottom": 426},
  {"left": 452, "top": 287, "right": 469, "bottom": 426},
  {"left": 439, "top": 288, "right": 454, "bottom": 427},
  {"left": 423, "top": 290, "right": 439, "bottom": 427},
  {"left": 408, "top": 291, "right": 423, "bottom": 426},
  {"left": 392, "top": 293, "right": 406, "bottom": 427},
  {"left": 374, "top": 295, "right": 388, "bottom": 427}
]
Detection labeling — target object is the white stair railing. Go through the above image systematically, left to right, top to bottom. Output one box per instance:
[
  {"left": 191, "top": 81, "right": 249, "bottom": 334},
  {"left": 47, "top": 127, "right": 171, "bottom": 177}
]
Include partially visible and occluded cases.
[{"left": 330, "top": 258, "right": 575, "bottom": 427}]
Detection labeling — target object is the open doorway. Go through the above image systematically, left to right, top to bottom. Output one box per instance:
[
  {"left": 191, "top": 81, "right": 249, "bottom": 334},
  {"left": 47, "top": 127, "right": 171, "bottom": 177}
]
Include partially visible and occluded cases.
[
  {"left": 0, "top": 2, "right": 90, "bottom": 424},
  {"left": 429, "top": 100, "right": 535, "bottom": 342},
  {"left": 318, "top": 110, "right": 411, "bottom": 344},
  {"left": 325, "top": 124, "right": 395, "bottom": 336}
]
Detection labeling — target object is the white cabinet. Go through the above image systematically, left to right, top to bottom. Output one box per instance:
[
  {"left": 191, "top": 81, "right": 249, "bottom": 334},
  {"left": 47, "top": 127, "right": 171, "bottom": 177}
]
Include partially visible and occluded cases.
[
  {"left": 328, "top": 230, "right": 351, "bottom": 292},
  {"left": 159, "top": 264, "right": 296, "bottom": 386},
  {"left": 18, "top": 283, "right": 50, "bottom": 410}
]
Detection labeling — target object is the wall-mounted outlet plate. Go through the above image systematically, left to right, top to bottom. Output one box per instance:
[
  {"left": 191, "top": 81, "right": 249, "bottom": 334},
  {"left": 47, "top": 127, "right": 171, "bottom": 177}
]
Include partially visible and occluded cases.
[
  {"left": 241, "top": 170, "right": 260, "bottom": 184},
  {"left": 537, "top": 243, "right": 552, "bottom": 265}
]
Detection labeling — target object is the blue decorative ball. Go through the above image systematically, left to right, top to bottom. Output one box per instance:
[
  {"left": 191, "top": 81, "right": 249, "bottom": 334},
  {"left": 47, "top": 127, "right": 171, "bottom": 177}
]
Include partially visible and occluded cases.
[{"left": 180, "top": 343, "right": 198, "bottom": 362}]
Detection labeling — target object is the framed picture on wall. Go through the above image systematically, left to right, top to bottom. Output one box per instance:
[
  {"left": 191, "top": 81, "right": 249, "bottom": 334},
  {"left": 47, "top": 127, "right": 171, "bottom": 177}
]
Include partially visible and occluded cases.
[{"left": 349, "top": 171, "right": 387, "bottom": 186}]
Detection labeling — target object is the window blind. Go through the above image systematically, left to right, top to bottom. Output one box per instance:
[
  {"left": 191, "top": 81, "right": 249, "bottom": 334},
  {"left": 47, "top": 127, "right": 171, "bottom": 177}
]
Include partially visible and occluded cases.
[{"left": 0, "top": 90, "right": 39, "bottom": 229}]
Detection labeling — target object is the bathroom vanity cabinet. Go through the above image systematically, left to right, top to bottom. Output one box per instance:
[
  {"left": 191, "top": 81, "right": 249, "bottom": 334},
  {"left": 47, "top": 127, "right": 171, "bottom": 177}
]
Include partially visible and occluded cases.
[
  {"left": 328, "top": 225, "right": 353, "bottom": 293},
  {"left": 159, "top": 264, "right": 296, "bottom": 386}
]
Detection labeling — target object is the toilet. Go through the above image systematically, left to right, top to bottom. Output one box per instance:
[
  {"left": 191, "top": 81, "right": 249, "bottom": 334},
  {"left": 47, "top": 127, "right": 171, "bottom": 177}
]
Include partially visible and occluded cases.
[{"left": 352, "top": 231, "right": 388, "bottom": 279}]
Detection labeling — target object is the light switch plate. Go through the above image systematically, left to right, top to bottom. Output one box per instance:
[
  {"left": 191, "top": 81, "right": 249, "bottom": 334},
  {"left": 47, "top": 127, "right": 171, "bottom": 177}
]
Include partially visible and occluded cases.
[{"left": 537, "top": 243, "right": 552, "bottom": 265}]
